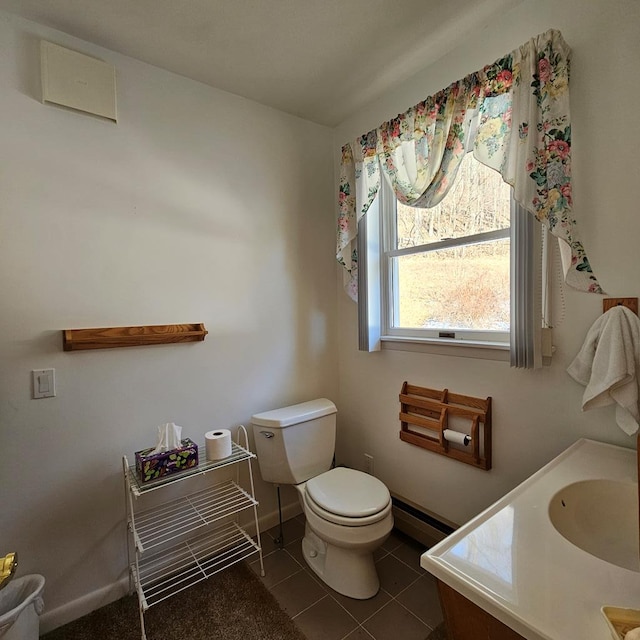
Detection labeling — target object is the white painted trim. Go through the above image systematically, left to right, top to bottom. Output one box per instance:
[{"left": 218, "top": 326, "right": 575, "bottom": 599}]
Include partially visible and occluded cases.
[
  {"left": 381, "top": 336, "right": 510, "bottom": 361},
  {"left": 39, "top": 576, "right": 129, "bottom": 634}
]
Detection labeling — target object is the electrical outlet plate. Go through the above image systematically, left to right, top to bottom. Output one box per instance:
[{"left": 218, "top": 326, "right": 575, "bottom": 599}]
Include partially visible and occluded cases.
[{"left": 364, "top": 453, "right": 374, "bottom": 475}]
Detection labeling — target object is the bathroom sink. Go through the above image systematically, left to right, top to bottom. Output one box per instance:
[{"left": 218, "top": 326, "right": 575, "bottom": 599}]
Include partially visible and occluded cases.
[
  {"left": 423, "top": 440, "right": 639, "bottom": 640},
  {"left": 548, "top": 479, "right": 639, "bottom": 571}
]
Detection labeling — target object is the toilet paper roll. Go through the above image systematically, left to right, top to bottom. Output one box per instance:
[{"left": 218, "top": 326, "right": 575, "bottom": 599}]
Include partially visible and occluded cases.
[
  {"left": 205, "top": 429, "right": 232, "bottom": 460},
  {"left": 443, "top": 429, "right": 471, "bottom": 446}
]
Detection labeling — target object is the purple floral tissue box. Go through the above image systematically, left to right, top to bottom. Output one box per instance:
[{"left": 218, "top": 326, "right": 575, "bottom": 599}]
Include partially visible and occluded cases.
[{"left": 135, "top": 438, "right": 199, "bottom": 483}]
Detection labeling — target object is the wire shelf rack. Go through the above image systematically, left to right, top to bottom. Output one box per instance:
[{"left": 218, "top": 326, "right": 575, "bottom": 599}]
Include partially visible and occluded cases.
[
  {"left": 123, "top": 425, "right": 264, "bottom": 640},
  {"left": 126, "top": 441, "right": 255, "bottom": 496},
  {"left": 133, "top": 479, "right": 258, "bottom": 552},
  {"left": 133, "top": 521, "right": 260, "bottom": 610}
]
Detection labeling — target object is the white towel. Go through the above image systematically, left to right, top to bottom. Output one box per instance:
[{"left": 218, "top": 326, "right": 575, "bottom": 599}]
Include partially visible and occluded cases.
[{"left": 567, "top": 305, "right": 640, "bottom": 435}]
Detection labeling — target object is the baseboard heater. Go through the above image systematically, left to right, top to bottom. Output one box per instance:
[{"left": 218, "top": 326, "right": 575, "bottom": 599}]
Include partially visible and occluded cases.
[{"left": 391, "top": 495, "right": 456, "bottom": 549}]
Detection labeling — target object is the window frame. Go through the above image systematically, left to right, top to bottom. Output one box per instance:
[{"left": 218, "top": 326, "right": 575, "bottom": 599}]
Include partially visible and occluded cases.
[
  {"left": 357, "top": 159, "right": 545, "bottom": 366},
  {"left": 379, "top": 161, "right": 512, "bottom": 347}
]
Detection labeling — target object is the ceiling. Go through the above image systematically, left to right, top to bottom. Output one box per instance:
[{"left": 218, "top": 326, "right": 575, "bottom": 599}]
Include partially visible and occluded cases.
[{"left": 0, "top": 0, "right": 520, "bottom": 127}]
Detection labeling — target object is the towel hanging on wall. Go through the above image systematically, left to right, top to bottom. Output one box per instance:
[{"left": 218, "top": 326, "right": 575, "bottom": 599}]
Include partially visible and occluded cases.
[{"left": 567, "top": 305, "right": 640, "bottom": 435}]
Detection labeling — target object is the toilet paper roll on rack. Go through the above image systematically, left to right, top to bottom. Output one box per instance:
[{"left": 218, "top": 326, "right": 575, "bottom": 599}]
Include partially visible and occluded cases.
[
  {"left": 205, "top": 429, "right": 232, "bottom": 460},
  {"left": 443, "top": 429, "right": 471, "bottom": 446}
]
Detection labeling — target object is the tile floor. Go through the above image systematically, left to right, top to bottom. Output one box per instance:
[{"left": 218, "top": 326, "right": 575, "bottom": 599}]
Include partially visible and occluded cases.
[{"left": 250, "top": 514, "right": 443, "bottom": 640}]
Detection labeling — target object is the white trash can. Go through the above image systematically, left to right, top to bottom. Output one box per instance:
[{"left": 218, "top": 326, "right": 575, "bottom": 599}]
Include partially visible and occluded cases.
[{"left": 0, "top": 575, "right": 45, "bottom": 639}]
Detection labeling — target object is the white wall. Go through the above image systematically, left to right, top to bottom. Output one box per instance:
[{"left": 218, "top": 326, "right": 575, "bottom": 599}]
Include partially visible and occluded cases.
[
  {"left": 334, "top": 0, "right": 640, "bottom": 526},
  {"left": 0, "top": 11, "right": 336, "bottom": 631}
]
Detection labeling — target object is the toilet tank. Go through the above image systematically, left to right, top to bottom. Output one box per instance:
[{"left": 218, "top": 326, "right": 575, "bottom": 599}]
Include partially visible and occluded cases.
[{"left": 251, "top": 399, "right": 337, "bottom": 485}]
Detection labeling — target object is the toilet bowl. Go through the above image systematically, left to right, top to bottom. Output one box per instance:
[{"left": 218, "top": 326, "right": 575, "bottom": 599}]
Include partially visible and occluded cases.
[
  {"left": 251, "top": 398, "right": 394, "bottom": 599},
  {"left": 296, "top": 467, "right": 393, "bottom": 599}
]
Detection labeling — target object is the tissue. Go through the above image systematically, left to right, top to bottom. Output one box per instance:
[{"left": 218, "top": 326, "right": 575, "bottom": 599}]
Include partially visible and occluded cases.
[
  {"left": 135, "top": 422, "right": 199, "bottom": 483},
  {"left": 152, "top": 423, "right": 183, "bottom": 454}
]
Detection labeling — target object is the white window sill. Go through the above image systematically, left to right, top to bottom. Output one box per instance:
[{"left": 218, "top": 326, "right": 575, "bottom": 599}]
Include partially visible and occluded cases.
[{"left": 380, "top": 335, "right": 510, "bottom": 361}]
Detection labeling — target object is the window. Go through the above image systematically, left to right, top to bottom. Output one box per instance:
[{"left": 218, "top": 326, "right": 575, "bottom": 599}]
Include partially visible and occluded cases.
[
  {"left": 343, "top": 30, "right": 600, "bottom": 368},
  {"left": 358, "top": 151, "right": 544, "bottom": 364},
  {"left": 382, "top": 153, "right": 512, "bottom": 345}
]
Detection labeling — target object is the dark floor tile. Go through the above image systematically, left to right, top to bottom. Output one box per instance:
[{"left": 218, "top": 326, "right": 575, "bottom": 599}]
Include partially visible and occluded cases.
[
  {"left": 266, "top": 516, "right": 306, "bottom": 546},
  {"left": 257, "top": 519, "right": 443, "bottom": 640},
  {"left": 381, "top": 529, "right": 405, "bottom": 552},
  {"left": 256, "top": 531, "right": 278, "bottom": 555},
  {"left": 284, "top": 536, "right": 306, "bottom": 569},
  {"left": 390, "top": 536, "right": 427, "bottom": 572},
  {"left": 373, "top": 545, "right": 390, "bottom": 562},
  {"left": 250, "top": 548, "right": 301, "bottom": 588},
  {"left": 375, "top": 553, "right": 421, "bottom": 596},
  {"left": 270, "top": 569, "right": 327, "bottom": 617},
  {"left": 397, "top": 573, "right": 444, "bottom": 628},
  {"left": 330, "top": 587, "right": 392, "bottom": 624},
  {"left": 293, "top": 595, "right": 358, "bottom": 640},
  {"left": 362, "top": 600, "right": 431, "bottom": 640},
  {"left": 343, "top": 627, "right": 377, "bottom": 639}
]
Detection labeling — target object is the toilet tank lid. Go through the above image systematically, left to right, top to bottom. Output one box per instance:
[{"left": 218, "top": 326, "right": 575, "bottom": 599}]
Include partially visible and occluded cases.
[{"left": 251, "top": 398, "right": 336, "bottom": 428}]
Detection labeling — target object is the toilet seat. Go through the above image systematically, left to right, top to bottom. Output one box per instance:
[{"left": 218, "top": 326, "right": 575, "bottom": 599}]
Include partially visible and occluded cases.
[{"left": 304, "top": 467, "right": 392, "bottom": 527}]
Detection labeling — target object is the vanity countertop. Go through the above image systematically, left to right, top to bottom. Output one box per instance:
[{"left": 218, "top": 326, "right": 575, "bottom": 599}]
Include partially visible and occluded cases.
[{"left": 421, "top": 438, "right": 639, "bottom": 640}]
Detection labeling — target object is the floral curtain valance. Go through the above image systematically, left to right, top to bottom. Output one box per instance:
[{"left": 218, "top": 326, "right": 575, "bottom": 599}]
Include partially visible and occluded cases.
[{"left": 337, "top": 29, "right": 603, "bottom": 301}]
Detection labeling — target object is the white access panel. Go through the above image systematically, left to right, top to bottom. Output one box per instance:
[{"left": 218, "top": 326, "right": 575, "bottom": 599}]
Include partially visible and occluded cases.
[{"left": 41, "top": 40, "right": 117, "bottom": 122}]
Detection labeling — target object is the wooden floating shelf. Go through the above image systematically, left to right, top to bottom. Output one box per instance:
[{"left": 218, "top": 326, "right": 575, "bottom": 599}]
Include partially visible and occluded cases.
[
  {"left": 63, "top": 323, "right": 208, "bottom": 352},
  {"left": 399, "top": 382, "right": 492, "bottom": 470}
]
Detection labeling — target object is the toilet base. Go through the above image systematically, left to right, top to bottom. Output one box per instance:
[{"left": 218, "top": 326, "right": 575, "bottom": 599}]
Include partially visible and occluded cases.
[{"left": 301, "top": 525, "right": 381, "bottom": 600}]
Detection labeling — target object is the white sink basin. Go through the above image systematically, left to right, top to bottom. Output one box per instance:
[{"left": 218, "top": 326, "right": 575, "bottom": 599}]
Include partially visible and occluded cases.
[
  {"left": 421, "top": 439, "right": 640, "bottom": 640},
  {"left": 548, "top": 479, "right": 639, "bottom": 572}
]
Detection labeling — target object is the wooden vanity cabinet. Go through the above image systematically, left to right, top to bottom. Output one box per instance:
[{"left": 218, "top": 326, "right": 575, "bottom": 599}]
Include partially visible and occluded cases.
[{"left": 437, "top": 580, "right": 526, "bottom": 640}]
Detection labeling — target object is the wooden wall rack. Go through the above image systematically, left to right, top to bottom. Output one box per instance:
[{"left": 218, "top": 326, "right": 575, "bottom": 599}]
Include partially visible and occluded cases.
[
  {"left": 602, "top": 297, "right": 638, "bottom": 315},
  {"left": 63, "top": 323, "right": 208, "bottom": 351},
  {"left": 399, "top": 382, "right": 492, "bottom": 470}
]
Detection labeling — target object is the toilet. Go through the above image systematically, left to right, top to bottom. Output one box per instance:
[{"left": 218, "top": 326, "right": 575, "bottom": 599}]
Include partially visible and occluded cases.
[{"left": 251, "top": 398, "right": 393, "bottom": 599}]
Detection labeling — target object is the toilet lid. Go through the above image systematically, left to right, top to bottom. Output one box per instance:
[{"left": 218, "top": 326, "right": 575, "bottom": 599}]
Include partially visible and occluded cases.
[{"left": 305, "top": 467, "right": 390, "bottom": 518}]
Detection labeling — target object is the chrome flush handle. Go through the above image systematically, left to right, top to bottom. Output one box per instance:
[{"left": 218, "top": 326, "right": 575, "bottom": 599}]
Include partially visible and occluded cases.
[{"left": 260, "top": 431, "right": 275, "bottom": 438}]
